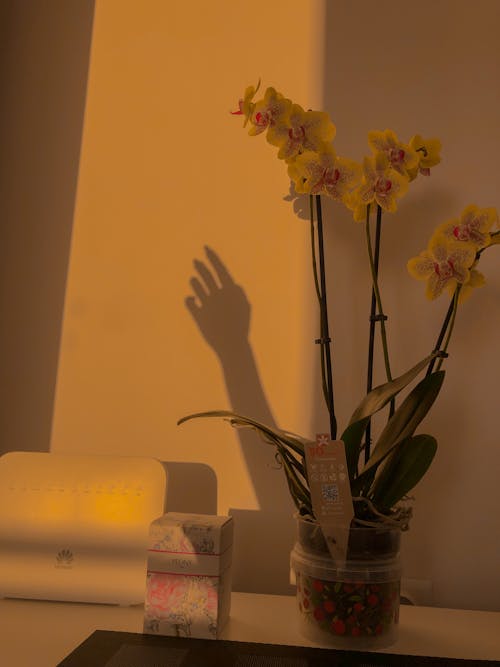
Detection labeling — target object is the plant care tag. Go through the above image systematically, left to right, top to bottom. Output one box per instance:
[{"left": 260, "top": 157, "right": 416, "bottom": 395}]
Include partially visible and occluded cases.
[{"left": 304, "top": 435, "right": 355, "bottom": 562}]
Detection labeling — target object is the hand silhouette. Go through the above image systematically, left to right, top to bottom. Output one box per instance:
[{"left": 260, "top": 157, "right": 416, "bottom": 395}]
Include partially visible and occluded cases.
[
  {"left": 184, "top": 246, "right": 294, "bottom": 594},
  {"left": 185, "top": 246, "right": 251, "bottom": 351}
]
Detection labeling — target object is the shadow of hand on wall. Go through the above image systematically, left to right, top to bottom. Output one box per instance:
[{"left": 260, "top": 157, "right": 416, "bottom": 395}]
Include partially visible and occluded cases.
[
  {"left": 185, "top": 246, "right": 295, "bottom": 594},
  {"left": 186, "top": 247, "right": 252, "bottom": 356}
]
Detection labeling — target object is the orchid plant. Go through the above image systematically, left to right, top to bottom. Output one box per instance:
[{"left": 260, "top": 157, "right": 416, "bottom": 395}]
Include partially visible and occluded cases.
[{"left": 179, "top": 81, "right": 499, "bottom": 529}]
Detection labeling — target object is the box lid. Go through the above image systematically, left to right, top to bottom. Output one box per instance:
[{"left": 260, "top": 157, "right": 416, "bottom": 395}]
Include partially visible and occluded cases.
[{"left": 149, "top": 512, "right": 233, "bottom": 556}]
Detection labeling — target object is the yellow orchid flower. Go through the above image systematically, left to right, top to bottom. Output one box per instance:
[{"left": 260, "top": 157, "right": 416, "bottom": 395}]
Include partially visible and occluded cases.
[
  {"left": 231, "top": 80, "right": 261, "bottom": 126},
  {"left": 248, "top": 87, "right": 292, "bottom": 136},
  {"left": 267, "top": 103, "right": 336, "bottom": 161},
  {"left": 368, "top": 129, "right": 418, "bottom": 177},
  {"left": 408, "top": 135, "right": 442, "bottom": 179},
  {"left": 288, "top": 148, "right": 361, "bottom": 202},
  {"left": 349, "top": 153, "right": 409, "bottom": 221},
  {"left": 435, "top": 205, "right": 498, "bottom": 251},
  {"left": 407, "top": 234, "right": 477, "bottom": 300},
  {"left": 458, "top": 267, "right": 486, "bottom": 302}
]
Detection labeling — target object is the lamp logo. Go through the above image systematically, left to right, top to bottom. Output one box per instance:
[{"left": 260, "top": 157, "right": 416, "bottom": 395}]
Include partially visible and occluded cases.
[{"left": 55, "top": 548, "right": 74, "bottom": 569}]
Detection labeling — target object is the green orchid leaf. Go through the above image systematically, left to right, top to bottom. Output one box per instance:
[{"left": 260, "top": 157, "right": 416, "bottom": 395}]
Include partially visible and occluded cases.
[
  {"left": 348, "top": 352, "right": 439, "bottom": 426},
  {"left": 351, "top": 371, "right": 444, "bottom": 495},
  {"left": 366, "top": 371, "right": 444, "bottom": 472},
  {"left": 178, "top": 410, "right": 310, "bottom": 457},
  {"left": 178, "top": 410, "right": 313, "bottom": 514},
  {"left": 341, "top": 417, "right": 369, "bottom": 480},
  {"left": 368, "top": 434, "right": 413, "bottom": 504},
  {"left": 370, "top": 434, "right": 438, "bottom": 510},
  {"left": 277, "top": 446, "right": 312, "bottom": 514},
  {"left": 353, "top": 468, "right": 377, "bottom": 498}
]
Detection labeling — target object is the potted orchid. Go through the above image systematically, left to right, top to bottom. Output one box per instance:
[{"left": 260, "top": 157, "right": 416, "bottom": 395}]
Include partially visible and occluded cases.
[{"left": 178, "top": 81, "right": 499, "bottom": 647}]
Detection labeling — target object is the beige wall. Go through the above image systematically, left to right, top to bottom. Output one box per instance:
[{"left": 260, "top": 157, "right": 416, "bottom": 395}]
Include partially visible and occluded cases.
[
  {"left": 0, "top": 0, "right": 94, "bottom": 456},
  {"left": 4, "top": 0, "right": 496, "bottom": 609},
  {"left": 50, "top": 0, "right": 324, "bottom": 594},
  {"left": 318, "top": 0, "right": 500, "bottom": 611}
]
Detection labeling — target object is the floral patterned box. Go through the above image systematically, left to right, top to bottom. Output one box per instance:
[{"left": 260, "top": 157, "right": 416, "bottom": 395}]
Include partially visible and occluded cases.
[{"left": 143, "top": 512, "right": 233, "bottom": 639}]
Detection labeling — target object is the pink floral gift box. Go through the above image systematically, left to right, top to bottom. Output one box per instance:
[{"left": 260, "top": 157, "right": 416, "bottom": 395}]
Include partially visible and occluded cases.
[{"left": 143, "top": 512, "right": 233, "bottom": 639}]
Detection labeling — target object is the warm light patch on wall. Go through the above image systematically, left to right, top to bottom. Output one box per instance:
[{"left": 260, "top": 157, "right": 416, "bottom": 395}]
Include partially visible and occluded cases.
[{"left": 49, "top": 0, "right": 325, "bottom": 594}]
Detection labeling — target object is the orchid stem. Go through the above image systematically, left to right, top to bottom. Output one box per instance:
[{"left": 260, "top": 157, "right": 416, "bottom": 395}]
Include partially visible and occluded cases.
[
  {"left": 309, "top": 195, "right": 321, "bottom": 303},
  {"left": 310, "top": 195, "right": 329, "bottom": 408},
  {"left": 316, "top": 195, "right": 337, "bottom": 440},
  {"left": 364, "top": 204, "right": 394, "bottom": 463},
  {"left": 436, "top": 287, "right": 460, "bottom": 372},
  {"left": 426, "top": 295, "right": 455, "bottom": 376}
]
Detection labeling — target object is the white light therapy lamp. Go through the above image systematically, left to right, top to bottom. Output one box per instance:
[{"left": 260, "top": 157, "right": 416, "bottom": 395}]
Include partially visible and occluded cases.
[{"left": 0, "top": 451, "right": 167, "bottom": 605}]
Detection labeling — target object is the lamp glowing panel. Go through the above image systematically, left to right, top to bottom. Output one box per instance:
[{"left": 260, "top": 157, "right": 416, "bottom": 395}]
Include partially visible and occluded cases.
[{"left": 0, "top": 451, "right": 167, "bottom": 605}]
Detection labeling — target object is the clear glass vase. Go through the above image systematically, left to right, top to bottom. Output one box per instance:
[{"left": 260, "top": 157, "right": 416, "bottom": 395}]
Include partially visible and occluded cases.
[{"left": 290, "top": 516, "right": 401, "bottom": 650}]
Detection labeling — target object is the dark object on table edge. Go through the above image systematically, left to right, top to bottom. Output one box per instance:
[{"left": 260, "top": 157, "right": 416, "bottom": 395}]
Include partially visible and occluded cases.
[{"left": 57, "top": 629, "right": 500, "bottom": 667}]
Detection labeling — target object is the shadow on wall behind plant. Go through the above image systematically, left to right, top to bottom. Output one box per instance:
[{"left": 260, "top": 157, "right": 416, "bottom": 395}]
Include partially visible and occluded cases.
[
  {"left": 283, "top": 182, "right": 311, "bottom": 222},
  {"left": 184, "top": 245, "right": 296, "bottom": 595},
  {"left": 161, "top": 461, "right": 218, "bottom": 516}
]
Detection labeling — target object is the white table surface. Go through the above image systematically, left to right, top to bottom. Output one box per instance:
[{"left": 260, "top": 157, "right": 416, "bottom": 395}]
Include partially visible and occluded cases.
[{"left": 0, "top": 593, "right": 499, "bottom": 666}]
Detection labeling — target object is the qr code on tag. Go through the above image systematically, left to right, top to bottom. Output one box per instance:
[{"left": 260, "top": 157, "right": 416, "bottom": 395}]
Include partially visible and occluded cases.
[{"left": 321, "top": 483, "right": 339, "bottom": 503}]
